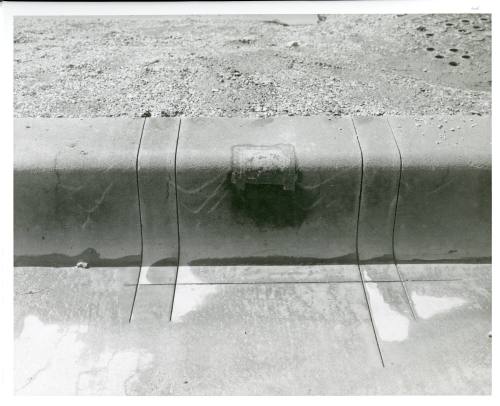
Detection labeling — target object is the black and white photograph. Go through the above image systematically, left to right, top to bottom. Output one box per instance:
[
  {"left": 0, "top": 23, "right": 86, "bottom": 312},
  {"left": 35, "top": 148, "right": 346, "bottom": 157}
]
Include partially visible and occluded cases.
[{"left": 1, "top": 0, "right": 496, "bottom": 398}]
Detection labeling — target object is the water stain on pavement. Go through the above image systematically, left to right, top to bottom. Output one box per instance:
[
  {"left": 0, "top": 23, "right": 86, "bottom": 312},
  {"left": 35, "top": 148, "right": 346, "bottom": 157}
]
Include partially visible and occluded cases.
[
  {"left": 366, "top": 283, "right": 410, "bottom": 342},
  {"left": 411, "top": 292, "right": 467, "bottom": 319}
]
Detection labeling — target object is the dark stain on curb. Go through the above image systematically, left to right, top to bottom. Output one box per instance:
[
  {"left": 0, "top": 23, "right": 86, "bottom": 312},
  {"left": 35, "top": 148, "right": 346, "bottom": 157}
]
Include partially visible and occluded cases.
[
  {"left": 14, "top": 248, "right": 141, "bottom": 267},
  {"left": 188, "top": 253, "right": 358, "bottom": 266}
]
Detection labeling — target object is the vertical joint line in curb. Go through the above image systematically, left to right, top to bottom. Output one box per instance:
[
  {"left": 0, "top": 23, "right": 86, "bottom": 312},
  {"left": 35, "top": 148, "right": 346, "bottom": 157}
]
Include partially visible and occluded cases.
[
  {"left": 129, "top": 117, "right": 147, "bottom": 323},
  {"left": 169, "top": 118, "right": 183, "bottom": 322},
  {"left": 387, "top": 118, "right": 417, "bottom": 320},
  {"left": 352, "top": 119, "right": 385, "bottom": 368}
]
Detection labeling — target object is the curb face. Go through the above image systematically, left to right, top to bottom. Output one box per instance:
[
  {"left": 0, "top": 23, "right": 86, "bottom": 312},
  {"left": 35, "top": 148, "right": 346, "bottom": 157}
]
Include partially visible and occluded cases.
[
  {"left": 13, "top": 116, "right": 491, "bottom": 269},
  {"left": 389, "top": 116, "right": 491, "bottom": 263},
  {"left": 176, "top": 117, "right": 361, "bottom": 266},
  {"left": 354, "top": 117, "right": 400, "bottom": 264},
  {"left": 14, "top": 118, "right": 144, "bottom": 266},
  {"left": 137, "top": 118, "right": 180, "bottom": 284}
]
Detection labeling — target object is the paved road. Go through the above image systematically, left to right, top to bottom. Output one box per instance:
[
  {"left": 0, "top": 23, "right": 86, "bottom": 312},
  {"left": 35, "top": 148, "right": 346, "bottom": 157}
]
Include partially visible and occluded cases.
[{"left": 14, "top": 264, "right": 491, "bottom": 395}]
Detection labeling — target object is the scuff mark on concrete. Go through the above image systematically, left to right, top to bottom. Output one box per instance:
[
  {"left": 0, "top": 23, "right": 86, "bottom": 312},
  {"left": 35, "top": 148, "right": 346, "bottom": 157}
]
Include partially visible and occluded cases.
[{"left": 81, "top": 183, "right": 114, "bottom": 229}]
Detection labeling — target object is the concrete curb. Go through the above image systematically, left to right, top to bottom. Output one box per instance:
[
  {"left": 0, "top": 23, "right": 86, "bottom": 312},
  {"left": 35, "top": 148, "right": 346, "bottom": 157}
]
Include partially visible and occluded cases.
[
  {"left": 14, "top": 116, "right": 491, "bottom": 269},
  {"left": 389, "top": 116, "right": 491, "bottom": 263},
  {"left": 176, "top": 117, "right": 361, "bottom": 267},
  {"left": 354, "top": 117, "right": 401, "bottom": 264},
  {"left": 14, "top": 118, "right": 144, "bottom": 267},
  {"left": 137, "top": 118, "right": 179, "bottom": 284}
]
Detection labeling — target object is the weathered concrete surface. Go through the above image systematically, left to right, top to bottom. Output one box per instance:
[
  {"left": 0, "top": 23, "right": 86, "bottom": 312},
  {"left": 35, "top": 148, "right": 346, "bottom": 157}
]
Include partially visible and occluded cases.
[
  {"left": 389, "top": 115, "right": 491, "bottom": 262},
  {"left": 14, "top": 116, "right": 491, "bottom": 267},
  {"left": 176, "top": 117, "right": 361, "bottom": 266},
  {"left": 353, "top": 117, "right": 400, "bottom": 264},
  {"left": 353, "top": 117, "right": 402, "bottom": 286},
  {"left": 137, "top": 118, "right": 180, "bottom": 284},
  {"left": 14, "top": 119, "right": 144, "bottom": 266},
  {"left": 398, "top": 263, "right": 490, "bottom": 281},
  {"left": 14, "top": 264, "right": 491, "bottom": 395},
  {"left": 176, "top": 264, "right": 360, "bottom": 284},
  {"left": 361, "top": 264, "right": 400, "bottom": 282},
  {"left": 14, "top": 267, "right": 138, "bottom": 332},
  {"left": 366, "top": 269, "right": 491, "bottom": 394},
  {"left": 130, "top": 285, "right": 175, "bottom": 324}
]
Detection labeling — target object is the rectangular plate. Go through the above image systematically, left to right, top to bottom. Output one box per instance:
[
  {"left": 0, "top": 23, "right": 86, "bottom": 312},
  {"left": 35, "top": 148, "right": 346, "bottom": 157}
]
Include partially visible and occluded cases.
[{"left": 231, "top": 144, "right": 297, "bottom": 191}]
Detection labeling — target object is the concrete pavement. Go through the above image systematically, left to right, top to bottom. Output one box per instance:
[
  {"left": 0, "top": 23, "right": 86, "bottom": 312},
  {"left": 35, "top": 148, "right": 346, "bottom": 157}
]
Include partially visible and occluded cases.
[
  {"left": 13, "top": 115, "right": 491, "bottom": 394},
  {"left": 14, "top": 264, "right": 491, "bottom": 395}
]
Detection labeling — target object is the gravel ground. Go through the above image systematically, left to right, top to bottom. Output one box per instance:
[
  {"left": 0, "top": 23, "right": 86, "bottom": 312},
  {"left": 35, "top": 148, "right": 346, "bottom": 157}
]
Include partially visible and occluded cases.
[{"left": 14, "top": 14, "right": 491, "bottom": 118}]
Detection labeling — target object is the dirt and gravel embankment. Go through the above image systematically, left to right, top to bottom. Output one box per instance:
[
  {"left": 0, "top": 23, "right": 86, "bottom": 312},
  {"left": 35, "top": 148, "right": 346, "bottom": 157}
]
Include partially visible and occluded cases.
[{"left": 14, "top": 14, "right": 491, "bottom": 118}]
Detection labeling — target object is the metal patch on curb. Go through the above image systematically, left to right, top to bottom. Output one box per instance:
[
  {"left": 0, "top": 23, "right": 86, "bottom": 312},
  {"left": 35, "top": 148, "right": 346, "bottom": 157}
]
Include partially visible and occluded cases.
[{"left": 231, "top": 144, "right": 297, "bottom": 191}]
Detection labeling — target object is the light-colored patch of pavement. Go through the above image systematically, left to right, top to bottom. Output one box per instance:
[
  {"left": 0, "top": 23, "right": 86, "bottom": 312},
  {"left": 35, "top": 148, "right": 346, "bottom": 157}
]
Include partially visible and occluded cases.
[
  {"left": 14, "top": 14, "right": 491, "bottom": 118},
  {"left": 14, "top": 264, "right": 491, "bottom": 395}
]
